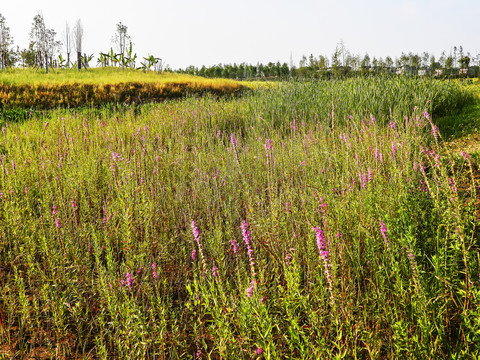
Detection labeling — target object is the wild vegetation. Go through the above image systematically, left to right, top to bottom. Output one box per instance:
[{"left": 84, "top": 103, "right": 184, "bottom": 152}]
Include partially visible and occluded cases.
[
  {"left": 0, "top": 68, "right": 245, "bottom": 110},
  {"left": 1, "top": 74, "right": 480, "bottom": 358}
]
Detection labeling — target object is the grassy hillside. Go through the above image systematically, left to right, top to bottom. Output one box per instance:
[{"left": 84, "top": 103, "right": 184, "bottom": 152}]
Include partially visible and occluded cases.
[{"left": 0, "top": 68, "right": 246, "bottom": 109}]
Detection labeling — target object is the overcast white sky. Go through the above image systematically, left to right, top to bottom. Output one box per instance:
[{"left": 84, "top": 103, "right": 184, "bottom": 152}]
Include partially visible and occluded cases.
[{"left": 1, "top": 0, "right": 479, "bottom": 69}]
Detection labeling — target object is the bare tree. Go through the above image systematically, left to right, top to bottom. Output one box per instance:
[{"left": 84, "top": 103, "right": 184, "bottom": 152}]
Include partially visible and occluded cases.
[
  {"left": 0, "top": 13, "right": 14, "bottom": 72},
  {"left": 73, "top": 19, "right": 83, "bottom": 70},
  {"left": 63, "top": 22, "right": 72, "bottom": 68},
  {"left": 112, "top": 22, "right": 131, "bottom": 71}
]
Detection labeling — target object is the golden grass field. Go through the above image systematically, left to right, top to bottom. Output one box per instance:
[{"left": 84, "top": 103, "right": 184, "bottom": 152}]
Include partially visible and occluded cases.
[{"left": 0, "top": 67, "right": 249, "bottom": 108}]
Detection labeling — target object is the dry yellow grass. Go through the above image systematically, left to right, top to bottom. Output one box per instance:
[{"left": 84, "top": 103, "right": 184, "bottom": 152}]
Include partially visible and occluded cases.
[{"left": 0, "top": 67, "right": 246, "bottom": 108}]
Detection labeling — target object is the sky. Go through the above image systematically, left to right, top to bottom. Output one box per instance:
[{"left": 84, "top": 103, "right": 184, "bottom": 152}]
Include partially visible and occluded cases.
[{"left": 1, "top": 0, "right": 479, "bottom": 69}]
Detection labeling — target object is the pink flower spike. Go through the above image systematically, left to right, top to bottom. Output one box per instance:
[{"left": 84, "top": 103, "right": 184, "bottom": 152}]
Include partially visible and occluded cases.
[{"left": 246, "top": 280, "right": 255, "bottom": 298}]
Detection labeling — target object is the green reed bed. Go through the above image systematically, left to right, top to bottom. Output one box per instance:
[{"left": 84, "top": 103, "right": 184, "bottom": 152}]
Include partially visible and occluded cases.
[{"left": 0, "top": 78, "right": 479, "bottom": 359}]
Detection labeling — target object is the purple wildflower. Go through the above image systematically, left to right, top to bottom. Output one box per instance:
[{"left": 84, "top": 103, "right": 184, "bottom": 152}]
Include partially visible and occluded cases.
[
  {"left": 230, "top": 133, "right": 238, "bottom": 148},
  {"left": 264, "top": 138, "right": 273, "bottom": 151},
  {"left": 391, "top": 142, "right": 397, "bottom": 159},
  {"left": 375, "top": 148, "right": 383, "bottom": 163},
  {"left": 461, "top": 151, "right": 470, "bottom": 160},
  {"left": 359, "top": 171, "right": 368, "bottom": 189},
  {"left": 448, "top": 178, "right": 456, "bottom": 193},
  {"left": 55, "top": 218, "right": 61, "bottom": 228},
  {"left": 191, "top": 221, "right": 207, "bottom": 271},
  {"left": 241, "top": 221, "right": 256, "bottom": 277},
  {"left": 380, "top": 221, "right": 390, "bottom": 250},
  {"left": 313, "top": 227, "right": 333, "bottom": 293},
  {"left": 231, "top": 238, "right": 239, "bottom": 255},
  {"left": 191, "top": 249, "right": 197, "bottom": 261},
  {"left": 152, "top": 263, "right": 158, "bottom": 281},
  {"left": 212, "top": 266, "right": 218, "bottom": 279},
  {"left": 125, "top": 272, "right": 133, "bottom": 289},
  {"left": 246, "top": 280, "right": 255, "bottom": 298},
  {"left": 256, "top": 347, "right": 264, "bottom": 356}
]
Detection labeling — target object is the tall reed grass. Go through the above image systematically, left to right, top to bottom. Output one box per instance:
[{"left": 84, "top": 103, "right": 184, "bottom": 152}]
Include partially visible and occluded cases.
[{"left": 0, "top": 78, "right": 478, "bottom": 358}]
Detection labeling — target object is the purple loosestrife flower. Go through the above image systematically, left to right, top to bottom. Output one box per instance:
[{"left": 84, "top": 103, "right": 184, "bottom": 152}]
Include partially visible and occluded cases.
[
  {"left": 230, "top": 133, "right": 238, "bottom": 148},
  {"left": 230, "top": 133, "right": 240, "bottom": 164},
  {"left": 264, "top": 138, "right": 273, "bottom": 151},
  {"left": 391, "top": 142, "right": 397, "bottom": 159},
  {"left": 375, "top": 148, "right": 383, "bottom": 163},
  {"left": 461, "top": 151, "right": 470, "bottom": 160},
  {"left": 359, "top": 171, "right": 368, "bottom": 189},
  {"left": 449, "top": 178, "right": 457, "bottom": 193},
  {"left": 55, "top": 218, "right": 61, "bottom": 228},
  {"left": 191, "top": 221, "right": 207, "bottom": 272},
  {"left": 241, "top": 221, "right": 256, "bottom": 277},
  {"left": 380, "top": 221, "right": 390, "bottom": 250},
  {"left": 313, "top": 227, "right": 333, "bottom": 293},
  {"left": 231, "top": 238, "right": 239, "bottom": 255},
  {"left": 191, "top": 249, "right": 197, "bottom": 261},
  {"left": 408, "top": 251, "right": 419, "bottom": 278},
  {"left": 152, "top": 263, "right": 158, "bottom": 281},
  {"left": 212, "top": 266, "right": 219, "bottom": 279},
  {"left": 125, "top": 272, "right": 133, "bottom": 289},
  {"left": 246, "top": 280, "right": 255, "bottom": 298},
  {"left": 255, "top": 347, "right": 264, "bottom": 356}
]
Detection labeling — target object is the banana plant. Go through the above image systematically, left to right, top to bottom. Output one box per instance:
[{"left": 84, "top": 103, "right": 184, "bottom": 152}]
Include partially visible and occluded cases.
[
  {"left": 122, "top": 42, "right": 137, "bottom": 68},
  {"left": 97, "top": 52, "right": 109, "bottom": 67},
  {"left": 57, "top": 54, "right": 66, "bottom": 68},
  {"left": 82, "top": 54, "right": 94, "bottom": 68},
  {"left": 138, "top": 54, "right": 162, "bottom": 72}
]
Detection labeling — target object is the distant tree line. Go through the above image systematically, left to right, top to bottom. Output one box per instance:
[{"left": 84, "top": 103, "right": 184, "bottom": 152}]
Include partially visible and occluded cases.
[
  {"left": 0, "top": 12, "right": 479, "bottom": 79},
  {"left": 177, "top": 41, "right": 480, "bottom": 80},
  {"left": 177, "top": 62, "right": 291, "bottom": 80}
]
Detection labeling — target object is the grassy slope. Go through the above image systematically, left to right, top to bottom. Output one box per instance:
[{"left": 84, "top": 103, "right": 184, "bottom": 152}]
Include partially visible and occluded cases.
[
  {"left": 0, "top": 67, "right": 241, "bottom": 86},
  {"left": 0, "top": 68, "right": 247, "bottom": 109},
  {"left": 438, "top": 80, "right": 480, "bottom": 156}
]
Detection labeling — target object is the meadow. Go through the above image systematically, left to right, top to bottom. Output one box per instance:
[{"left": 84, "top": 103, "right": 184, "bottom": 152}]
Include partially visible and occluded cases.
[
  {"left": 0, "top": 68, "right": 245, "bottom": 110},
  {"left": 1, "top": 74, "right": 480, "bottom": 359}
]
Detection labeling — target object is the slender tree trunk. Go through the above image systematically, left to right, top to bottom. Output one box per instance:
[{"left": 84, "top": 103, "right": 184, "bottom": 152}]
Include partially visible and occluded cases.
[
  {"left": 77, "top": 51, "right": 82, "bottom": 71},
  {"left": 1, "top": 52, "right": 4, "bottom": 72},
  {"left": 45, "top": 53, "right": 49, "bottom": 73},
  {"left": 67, "top": 53, "right": 70, "bottom": 68}
]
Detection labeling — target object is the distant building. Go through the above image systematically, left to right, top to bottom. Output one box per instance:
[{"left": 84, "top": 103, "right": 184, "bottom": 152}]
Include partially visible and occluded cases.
[
  {"left": 396, "top": 65, "right": 416, "bottom": 75},
  {"left": 459, "top": 67, "right": 475, "bottom": 76}
]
